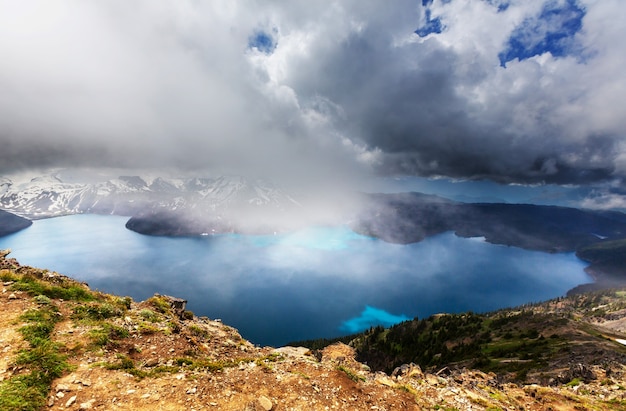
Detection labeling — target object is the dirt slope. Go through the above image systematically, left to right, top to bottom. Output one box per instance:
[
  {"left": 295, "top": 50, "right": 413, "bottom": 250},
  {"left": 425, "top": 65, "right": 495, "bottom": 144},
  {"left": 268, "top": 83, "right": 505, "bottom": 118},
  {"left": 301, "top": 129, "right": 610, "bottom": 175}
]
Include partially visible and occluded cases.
[{"left": 2, "top": 250, "right": 626, "bottom": 410}]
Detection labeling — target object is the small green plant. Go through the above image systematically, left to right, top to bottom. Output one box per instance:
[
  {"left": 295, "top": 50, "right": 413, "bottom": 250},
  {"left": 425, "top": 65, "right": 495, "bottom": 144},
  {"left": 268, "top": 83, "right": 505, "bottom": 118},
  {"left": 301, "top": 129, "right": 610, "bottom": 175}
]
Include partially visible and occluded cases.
[
  {"left": 0, "top": 269, "right": 19, "bottom": 282},
  {"left": 11, "top": 274, "right": 95, "bottom": 301},
  {"left": 33, "top": 295, "right": 52, "bottom": 305},
  {"left": 121, "top": 296, "right": 133, "bottom": 309},
  {"left": 146, "top": 296, "right": 171, "bottom": 314},
  {"left": 73, "top": 302, "right": 123, "bottom": 321},
  {"left": 139, "top": 309, "right": 161, "bottom": 323},
  {"left": 168, "top": 320, "right": 182, "bottom": 334},
  {"left": 138, "top": 322, "right": 160, "bottom": 335},
  {"left": 88, "top": 323, "right": 130, "bottom": 348},
  {"left": 188, "top": 325, "right": 210, "bottom": 339},
  {"left": 15, "top": 340, "right": 68, "bottom": 379},
  {"left": 254, "top": 352, "right": 285, "bottom": 372},
  {"left": 106, "top": 354, "right": 135, "bottom": 370},
  {"left": 105, "top": 355, "right": 147, "bottom": 379},
  {"left": 171, "top": 356, "right": 257, "bottom": 373},
  {"left": 174, "top": 357, "right": 194, "bottom": 366},
  {"left": 148, "top": 365, "right": 180, "bottom": 377},
  {"left": 337, "top": 365, "right": 365, "bottom": 382},
  {"left": 292, "top": 371, "right": 310, "bottom": 379},
  {"left": 566, "top": 378, "right": 582, "bottom": 387},
  {"left": 396, "top": 383, "right": 419, "bottom": 397},
  {"left": 433, "top": 405, "right": 460, "bottom": 411}
]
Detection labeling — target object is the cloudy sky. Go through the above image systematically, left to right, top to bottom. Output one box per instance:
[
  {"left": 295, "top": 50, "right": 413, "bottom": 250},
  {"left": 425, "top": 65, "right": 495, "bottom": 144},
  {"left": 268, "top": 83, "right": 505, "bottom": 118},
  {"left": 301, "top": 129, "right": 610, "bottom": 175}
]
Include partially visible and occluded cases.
[{"left": 1, "top": 0, "right": 625, "bottom": 205}]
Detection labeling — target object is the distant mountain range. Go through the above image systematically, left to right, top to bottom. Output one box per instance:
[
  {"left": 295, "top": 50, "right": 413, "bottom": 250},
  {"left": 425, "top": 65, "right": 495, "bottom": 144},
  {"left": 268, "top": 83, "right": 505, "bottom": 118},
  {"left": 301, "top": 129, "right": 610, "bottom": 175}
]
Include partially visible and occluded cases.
[
  {"left": 2, "top": 172, "right": 626, "bottom": 283},
  {"left": 0, "top": 173, "right": 301, "bottom": 221},
  {"left": 352, "top": 192, "right": 626, "bottom": 252},
  {"left": 352, "top": 192, "right": 626, "bottom": 284}
]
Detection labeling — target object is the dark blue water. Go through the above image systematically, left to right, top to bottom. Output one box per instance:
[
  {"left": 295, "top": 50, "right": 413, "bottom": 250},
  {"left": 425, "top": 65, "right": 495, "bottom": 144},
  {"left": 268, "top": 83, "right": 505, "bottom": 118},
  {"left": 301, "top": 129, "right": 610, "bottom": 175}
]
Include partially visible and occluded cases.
[{"left": 0, "top": 214, "right": 591, "bottom": 346}]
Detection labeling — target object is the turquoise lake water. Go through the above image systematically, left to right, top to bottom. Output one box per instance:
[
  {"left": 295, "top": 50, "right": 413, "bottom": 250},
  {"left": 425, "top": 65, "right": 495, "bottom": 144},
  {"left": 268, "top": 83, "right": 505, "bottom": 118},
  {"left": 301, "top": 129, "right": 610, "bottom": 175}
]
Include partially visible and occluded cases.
[{"left": 0, "top": 214, "right": 591, "bottom": 346}]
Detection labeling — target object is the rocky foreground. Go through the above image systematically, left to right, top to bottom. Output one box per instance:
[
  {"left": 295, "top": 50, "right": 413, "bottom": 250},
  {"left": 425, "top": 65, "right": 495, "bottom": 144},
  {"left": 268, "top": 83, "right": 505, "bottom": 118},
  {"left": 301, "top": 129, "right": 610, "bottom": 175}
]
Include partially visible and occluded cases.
[{"left": 2, "top": 250, "right": 626, "bottom": 410}]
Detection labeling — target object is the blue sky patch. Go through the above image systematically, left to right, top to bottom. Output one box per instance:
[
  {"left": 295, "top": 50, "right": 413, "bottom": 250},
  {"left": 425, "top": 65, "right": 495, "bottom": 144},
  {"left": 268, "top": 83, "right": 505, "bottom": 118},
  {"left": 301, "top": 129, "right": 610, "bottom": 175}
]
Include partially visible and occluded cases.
[
  {"left": 483, "top": 0, "right": 509, "bottom": 12},
  {"left": 499, "top": 0, "right": 585, "bottom": 66},
  {"left": 415, "top": 8, "right": 443, "bottom": 37},
  {"left": 249, "top": 30, "right": 276, "bottom": 54},
  {"left": 340, "top": 306, "right": 410, "bottom": 334}
]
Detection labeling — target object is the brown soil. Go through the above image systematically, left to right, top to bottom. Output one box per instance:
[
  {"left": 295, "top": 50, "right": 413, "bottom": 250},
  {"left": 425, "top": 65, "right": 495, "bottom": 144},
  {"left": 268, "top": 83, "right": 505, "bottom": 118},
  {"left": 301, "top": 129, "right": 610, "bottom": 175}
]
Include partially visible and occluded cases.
[{"left": 3, "top": 252, "right": 626, "bottom": 410}]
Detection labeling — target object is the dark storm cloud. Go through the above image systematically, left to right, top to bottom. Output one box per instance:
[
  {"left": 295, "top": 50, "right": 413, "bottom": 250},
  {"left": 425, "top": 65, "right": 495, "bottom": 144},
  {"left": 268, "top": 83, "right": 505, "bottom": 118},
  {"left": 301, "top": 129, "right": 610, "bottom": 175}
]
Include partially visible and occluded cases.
[
  {"left": 0, "top": 0, "right": 625, "bottom": 189},
  {"left": 271, "top": 0, "right": 625, "bottom": 185}
]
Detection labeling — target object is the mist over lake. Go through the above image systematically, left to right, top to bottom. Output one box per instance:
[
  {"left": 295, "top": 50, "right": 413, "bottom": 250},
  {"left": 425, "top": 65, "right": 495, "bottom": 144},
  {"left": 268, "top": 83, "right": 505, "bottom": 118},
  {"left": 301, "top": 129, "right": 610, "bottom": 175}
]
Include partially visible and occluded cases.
[{"left": 0, "top": 214, "right": 591, "bottom": 346}]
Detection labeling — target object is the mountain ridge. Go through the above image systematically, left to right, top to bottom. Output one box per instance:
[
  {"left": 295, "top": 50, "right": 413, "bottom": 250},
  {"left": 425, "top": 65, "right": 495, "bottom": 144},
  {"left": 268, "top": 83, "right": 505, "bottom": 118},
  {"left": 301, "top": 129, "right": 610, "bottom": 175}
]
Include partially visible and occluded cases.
[
  {"left": 0, "top": 173, "right": 300, "bottom": 220},
  {"left": 3, "top": 250, "right": 626, "bottom": 410}
]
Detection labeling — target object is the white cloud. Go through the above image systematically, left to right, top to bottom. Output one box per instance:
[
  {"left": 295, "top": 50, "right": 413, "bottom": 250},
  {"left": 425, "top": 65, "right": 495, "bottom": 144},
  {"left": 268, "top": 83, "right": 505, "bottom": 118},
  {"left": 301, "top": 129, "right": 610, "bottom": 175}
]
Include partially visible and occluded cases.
[{"left": 0, "top": 0, "right": 624, "bottom": 194}]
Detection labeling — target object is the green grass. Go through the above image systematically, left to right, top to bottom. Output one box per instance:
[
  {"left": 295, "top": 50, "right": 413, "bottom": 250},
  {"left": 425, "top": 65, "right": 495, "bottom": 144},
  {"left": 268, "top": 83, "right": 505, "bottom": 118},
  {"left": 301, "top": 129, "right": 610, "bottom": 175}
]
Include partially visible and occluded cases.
[
  {"left": 0, "top": 269, "right": 20, "bottom": 282},
  {"left": 9, "top": 274, "right": 95, "bottom": 302},
  {"left": 146, "top": 295, "right": 172, "bottom": 314},
  {"left": 73, "top": 302, "right": 125, "bottom": 321},
  {"left": 0, "top": 305, "right": 71, "bottom": 411},
  {"left": 139, "top": 309, "right": 161, "bottom": 323},
  {"left": 137, "top": 322, "right": 160, "bottom": 335},
  {"left": 88, "top": 323, "right": 130, "bottom": 348},
  {"left": 188, "top": 324, "right": 210, "bottom": 339},
  {"left": 169, "top": 354, "right": 282, "bottom": 374},
  {"left": 105, "top": 355, "right": 147, "bottom": 379},
  {"left": 337, "top": 365, "right": 366, "bottom": 382},
  {"left": 567, "top": 378, "right": 582, "bottom": 387}
]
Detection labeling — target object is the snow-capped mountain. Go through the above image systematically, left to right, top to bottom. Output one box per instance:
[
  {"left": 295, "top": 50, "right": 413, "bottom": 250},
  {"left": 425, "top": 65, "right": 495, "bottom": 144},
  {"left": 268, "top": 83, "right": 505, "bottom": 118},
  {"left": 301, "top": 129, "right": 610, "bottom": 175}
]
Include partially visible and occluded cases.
[{"left": 0, "top": 172, "right": 302, "bottom": 220}]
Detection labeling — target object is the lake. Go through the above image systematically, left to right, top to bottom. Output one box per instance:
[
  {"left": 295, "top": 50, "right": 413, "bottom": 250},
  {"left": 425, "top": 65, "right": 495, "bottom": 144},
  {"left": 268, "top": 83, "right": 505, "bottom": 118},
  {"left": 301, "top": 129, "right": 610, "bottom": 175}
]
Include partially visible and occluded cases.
[{"left": 0, "top": 214, "right": 591, "bottom": 346}]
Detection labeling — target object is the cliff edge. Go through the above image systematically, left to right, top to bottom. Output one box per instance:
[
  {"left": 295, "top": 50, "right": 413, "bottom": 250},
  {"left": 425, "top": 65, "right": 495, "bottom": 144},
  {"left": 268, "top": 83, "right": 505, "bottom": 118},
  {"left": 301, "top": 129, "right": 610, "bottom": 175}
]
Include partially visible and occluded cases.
[{"left": 2, "top": 250, "right": 626, "bottom": 410}]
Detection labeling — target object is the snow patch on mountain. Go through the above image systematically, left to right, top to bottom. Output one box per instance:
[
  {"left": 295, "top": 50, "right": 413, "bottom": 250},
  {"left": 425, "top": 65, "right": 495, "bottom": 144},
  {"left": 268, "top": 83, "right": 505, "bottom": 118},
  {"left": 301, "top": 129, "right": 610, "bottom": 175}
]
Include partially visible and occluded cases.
[{"left": 0, "top": 171, "right": 302, "bottom": 220}]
